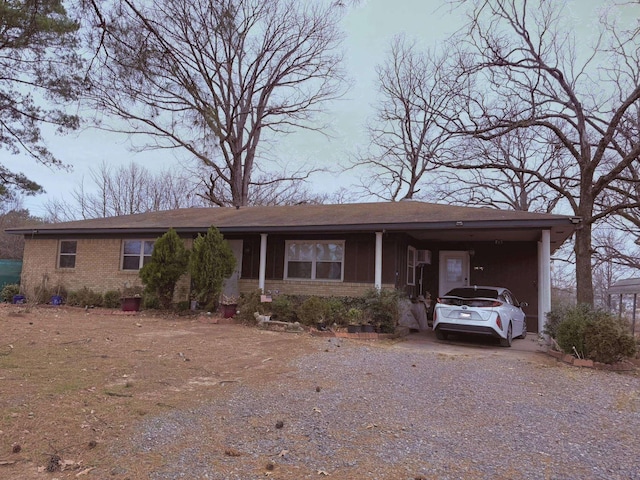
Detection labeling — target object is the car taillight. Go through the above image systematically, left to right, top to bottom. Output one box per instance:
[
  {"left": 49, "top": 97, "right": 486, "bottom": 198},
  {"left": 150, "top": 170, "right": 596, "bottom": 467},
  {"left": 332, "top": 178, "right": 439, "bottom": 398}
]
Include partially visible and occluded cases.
[{"left": 496, "top": 314, "right": 502, "bottom": 330}]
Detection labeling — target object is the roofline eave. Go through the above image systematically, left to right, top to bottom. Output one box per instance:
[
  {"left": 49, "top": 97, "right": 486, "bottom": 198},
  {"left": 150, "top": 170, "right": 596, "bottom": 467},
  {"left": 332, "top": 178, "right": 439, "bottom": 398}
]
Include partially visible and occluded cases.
[{"left": 5, "top": 218, "right": 578, "bottom": 237}]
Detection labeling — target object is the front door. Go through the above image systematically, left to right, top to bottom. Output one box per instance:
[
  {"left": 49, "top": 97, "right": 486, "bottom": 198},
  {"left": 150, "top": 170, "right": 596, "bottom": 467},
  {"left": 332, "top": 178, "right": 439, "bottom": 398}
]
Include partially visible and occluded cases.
[
  {"left": 222, "top": 240, "right": 243, "bottom": 299},
  {"left": 439, "top": 251, "right": 470, "bottom": 297}
]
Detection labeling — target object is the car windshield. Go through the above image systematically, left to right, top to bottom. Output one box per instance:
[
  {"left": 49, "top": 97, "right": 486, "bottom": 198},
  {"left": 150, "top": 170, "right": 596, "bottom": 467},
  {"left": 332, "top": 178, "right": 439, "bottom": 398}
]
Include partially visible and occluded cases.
[{"left": 439, "top": 288, "right": 501, "bottom": 307}]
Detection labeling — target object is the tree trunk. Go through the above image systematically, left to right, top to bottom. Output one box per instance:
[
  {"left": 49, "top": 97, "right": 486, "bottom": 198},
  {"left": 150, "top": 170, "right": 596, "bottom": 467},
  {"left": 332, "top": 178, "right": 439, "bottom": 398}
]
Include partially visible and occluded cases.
[{"left": 574, "top": 221, "right": 594, "bottom": 305}]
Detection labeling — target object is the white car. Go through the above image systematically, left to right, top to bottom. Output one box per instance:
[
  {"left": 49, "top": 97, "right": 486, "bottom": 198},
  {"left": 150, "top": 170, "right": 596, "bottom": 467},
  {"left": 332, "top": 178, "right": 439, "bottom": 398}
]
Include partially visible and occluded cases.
[{"left": 432, "top": 286, "right": 527, "bottom": 347}]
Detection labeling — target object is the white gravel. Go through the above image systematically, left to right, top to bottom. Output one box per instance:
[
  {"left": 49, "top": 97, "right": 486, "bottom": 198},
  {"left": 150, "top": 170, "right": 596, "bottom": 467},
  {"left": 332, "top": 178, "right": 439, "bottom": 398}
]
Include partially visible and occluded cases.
[{"left": 130, "top": 336, "right": 640, "bottom": 480}]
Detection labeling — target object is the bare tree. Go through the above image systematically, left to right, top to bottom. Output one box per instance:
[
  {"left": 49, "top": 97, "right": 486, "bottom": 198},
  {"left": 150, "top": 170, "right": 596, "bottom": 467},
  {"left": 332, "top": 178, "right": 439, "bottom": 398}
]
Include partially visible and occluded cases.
[
  {"left": 83, "top": 0, "right": 348, "bottom": 207},
  {"left": 444, "top": 0, "right": 640, "bottom": 304},
  {"left": 353, "top": 36, "right": 456, "bottom": 201},
  {"left": 436, "top": 128, "right": 572, "bottom": 213},
  {"left": 43, "top": 162, "right": 208, "bottom": 221},
  {"left": 0, "top": 199, "right": 42, "bottom": 258}
]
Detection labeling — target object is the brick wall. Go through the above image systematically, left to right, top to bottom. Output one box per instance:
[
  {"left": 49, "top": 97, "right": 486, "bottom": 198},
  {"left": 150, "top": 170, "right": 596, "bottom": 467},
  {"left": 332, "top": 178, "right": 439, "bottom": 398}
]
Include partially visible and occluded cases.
[
  {"left": 21, "top": 235, "right": 388, "bottom": 302},
  {"left": 20, "top": 237, "right": 192, "bottom": 302}
]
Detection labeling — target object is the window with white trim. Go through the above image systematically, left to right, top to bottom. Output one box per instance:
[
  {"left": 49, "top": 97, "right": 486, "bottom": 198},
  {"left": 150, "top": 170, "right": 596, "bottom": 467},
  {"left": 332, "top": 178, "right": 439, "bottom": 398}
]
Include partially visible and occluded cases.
[
  {"left": 58, "top": 240, "right": 77, "bottom": 268},
  {"left": 122, "top": 240, "right": 155, "bottom": 270},
  {"left": 285, "top": 241, "right": 344, "bottom": 281},
  {"left": 407, "top": 246, "right": 416, "bottom": 286}
]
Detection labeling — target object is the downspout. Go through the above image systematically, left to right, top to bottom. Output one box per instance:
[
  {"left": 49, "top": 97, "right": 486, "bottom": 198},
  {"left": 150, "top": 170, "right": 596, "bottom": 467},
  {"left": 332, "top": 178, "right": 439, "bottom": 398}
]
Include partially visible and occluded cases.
[
  {"left": 538, "top": 230, "right": 551, "bottom": 335},
  {"left": 375, "top": 231, "right": 383, "bottom": 290},
  {"left": 259, "top": 233, "right": 267, "bottom": 292}
]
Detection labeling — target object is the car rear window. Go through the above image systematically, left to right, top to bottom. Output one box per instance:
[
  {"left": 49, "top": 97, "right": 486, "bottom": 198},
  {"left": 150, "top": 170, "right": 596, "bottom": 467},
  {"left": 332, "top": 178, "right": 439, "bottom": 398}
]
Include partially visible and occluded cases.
[
  {"left": 439, "top": 288, "right": 502, "bottom": 307},
  {"left": 444, "top": 288, "right": 499, "bottom": 299},
  {"left": 438, "top": 297, "right": 499, "bottom": 307}
]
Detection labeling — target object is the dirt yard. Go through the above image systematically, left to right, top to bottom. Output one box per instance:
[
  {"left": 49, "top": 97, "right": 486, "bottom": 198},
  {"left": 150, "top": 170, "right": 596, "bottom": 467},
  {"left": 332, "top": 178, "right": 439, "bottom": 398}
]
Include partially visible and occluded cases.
[
  {"left": 0, "top": 304, "right": 316, "bottom": 478},
  {"left": 2, "top": 304, "right": 640, "bottom": 480}
]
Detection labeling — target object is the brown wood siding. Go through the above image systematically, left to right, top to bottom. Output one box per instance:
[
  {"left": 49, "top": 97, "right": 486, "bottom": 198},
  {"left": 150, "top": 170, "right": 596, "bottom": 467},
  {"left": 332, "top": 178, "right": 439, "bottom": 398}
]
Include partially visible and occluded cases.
[
  {"left": 238, "top": 233, "right": 405, "bottom": 287},
  {"left": 240, "top": 235, "right": 260, "bottom": 279},
  {"left": 345, "top": 237, "right": 375, "bottom": 282},
  {"left": 467, "top": 242, "right": 538, "bottom": 331}
]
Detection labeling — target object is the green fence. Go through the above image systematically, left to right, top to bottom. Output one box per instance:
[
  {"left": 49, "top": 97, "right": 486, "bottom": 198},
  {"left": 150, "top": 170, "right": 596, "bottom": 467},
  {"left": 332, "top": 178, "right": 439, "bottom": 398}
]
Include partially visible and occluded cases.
[{"left": 0, "top": 259, "right": 22, "bottom": 289}]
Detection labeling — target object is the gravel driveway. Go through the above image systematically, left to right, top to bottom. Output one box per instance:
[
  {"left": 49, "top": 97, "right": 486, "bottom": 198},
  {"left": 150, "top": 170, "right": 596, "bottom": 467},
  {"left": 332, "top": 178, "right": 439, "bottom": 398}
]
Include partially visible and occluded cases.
[{"left": 131, "top": 333, "right": 640, "bottom": 480}]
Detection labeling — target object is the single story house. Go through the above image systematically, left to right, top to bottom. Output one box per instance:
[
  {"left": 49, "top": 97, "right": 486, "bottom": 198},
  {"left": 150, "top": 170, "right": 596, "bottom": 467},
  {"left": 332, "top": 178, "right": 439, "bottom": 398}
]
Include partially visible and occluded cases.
[{"left": 7, "top": 201, "right": 578, "bottom": 333}]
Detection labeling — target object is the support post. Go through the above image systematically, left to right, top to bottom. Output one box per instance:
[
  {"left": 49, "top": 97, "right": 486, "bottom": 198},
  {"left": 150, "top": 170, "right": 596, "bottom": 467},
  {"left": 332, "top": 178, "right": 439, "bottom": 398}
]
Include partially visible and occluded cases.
[
  {"left": 538, "top": 230, "right": 551, "bottom": 335},
  {"left": 375, "top": 231, "right": 383, "bottom": 291},
  {"left": 259, "top": 233, "right": 267, "bottom": 292},
  {"left": 619, "top": 294, "right": 623, "bottom": 318},
  {"left": 632, "top": 294, "right": 637, "bottom": 336}
]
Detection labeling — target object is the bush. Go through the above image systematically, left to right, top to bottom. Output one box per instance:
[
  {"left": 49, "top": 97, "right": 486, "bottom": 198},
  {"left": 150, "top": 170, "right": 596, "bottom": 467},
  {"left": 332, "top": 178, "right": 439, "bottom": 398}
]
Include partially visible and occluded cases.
[
  {"left": 188, "top": 226, "right": 236, "bottom": 309},
  {"left": 140, "top": 228, "right": 189, "bottom": 309},
  {"left": 1, "top": 283, "right": 20, "bottom": 302},
  {"left": 31, "top": 284, "right": 52, "bottom": 304},
  {"left": 67, "top": 288, "right": 103, "bottom": 307},
  {"left": 363, "top": 288, "right": 402, "bottom": 333},
  {"left": 237, "top": 289, "right": 269, "bottom": 323},
  {"left": 103, "top": 290, "right": 122, "bottom": 309},
  {"left": 142, "top": 291, "right": 160, "bottom": 310},
  {"left": 270, "top": 295, "right": 297, "bottom": 323},
  {"left": 297, "top": 296, "right": 334, "bottom": 326},
  {"left": 326, "top": 297, "right": 347, "bottom": 326},
  {"left": 174, "top": 300, "right": 191, "bottom": 312},
  {"left": 544, "top": 304, "right": 573, "bottom": 339},
  {"left": 549, "top": 304, "right": 637, "bottom": 364},
  {"left": 553, "top": 304, "right": 602, "bottom": 357},
  {"left": 556, "top": 316, "right": 591, "bottom": 358},
  {"left": 584, "top": 316, "right": 637, "bottom": 364}
]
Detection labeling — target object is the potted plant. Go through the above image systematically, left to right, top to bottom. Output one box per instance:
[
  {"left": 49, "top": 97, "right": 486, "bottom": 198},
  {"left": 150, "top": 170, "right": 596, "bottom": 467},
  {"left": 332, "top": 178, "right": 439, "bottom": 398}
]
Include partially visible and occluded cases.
[
  {"left": 121, "top": 285, "right": 143, "bottom": 312},
  {"left": 220, "top": 294, "right": 239, "bottom": 318},
  {"left": 346, "top": 307, "right": 363, "bottom": 333},
  {"left": 361, "top": 320, "right": 375, "bottom": 333}
]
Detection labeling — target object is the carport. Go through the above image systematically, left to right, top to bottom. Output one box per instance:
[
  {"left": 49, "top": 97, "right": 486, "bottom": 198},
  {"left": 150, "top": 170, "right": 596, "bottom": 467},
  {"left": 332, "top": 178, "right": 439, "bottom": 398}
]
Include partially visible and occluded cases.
[{"left": 607, "top": 278, "right": 640, "bottom": 336}]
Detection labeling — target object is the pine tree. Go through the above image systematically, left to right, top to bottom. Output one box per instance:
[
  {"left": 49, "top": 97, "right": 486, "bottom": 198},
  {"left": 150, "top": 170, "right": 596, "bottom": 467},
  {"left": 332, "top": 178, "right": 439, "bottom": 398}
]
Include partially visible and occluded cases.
[
  {"left": 1, "top": 0, "right": 82, "bottom": 201},
  {"left": 189, "top": 226, "right": 236, "bottom": 310},
  {"left": 139, "top": 228, "right": 189, "bottom": 309}
]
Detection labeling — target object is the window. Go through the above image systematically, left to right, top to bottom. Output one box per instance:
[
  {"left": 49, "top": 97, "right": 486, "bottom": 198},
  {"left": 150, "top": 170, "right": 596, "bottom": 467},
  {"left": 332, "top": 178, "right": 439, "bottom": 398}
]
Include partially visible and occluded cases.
[
  {"left": 58, "top": 240, "right": 77, "bottom": 268},
  {"left": 122, "top": 240, "right": 154, "bottom": 270},
  {"left": 285, "top": 241, "right": 344, "bottom": 281},
  {"left": 407, "top": 246, "right": 416, "bottom": 286}
]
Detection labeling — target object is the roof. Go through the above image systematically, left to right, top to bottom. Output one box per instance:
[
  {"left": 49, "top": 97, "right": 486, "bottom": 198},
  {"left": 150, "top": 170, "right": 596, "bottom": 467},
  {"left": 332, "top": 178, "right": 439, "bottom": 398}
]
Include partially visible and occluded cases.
[
  {"left": 6, "top": 201, "right": 578, "bottom": 250},
  {"left": 607, "top": 278, "right": 640, "bottom": 295}
]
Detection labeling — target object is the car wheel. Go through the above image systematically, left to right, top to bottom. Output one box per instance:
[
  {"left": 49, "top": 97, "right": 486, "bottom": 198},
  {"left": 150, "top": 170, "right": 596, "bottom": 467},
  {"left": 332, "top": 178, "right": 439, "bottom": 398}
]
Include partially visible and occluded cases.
[
  {"left": 518, "top": 321, "right": 527, "bottom": 339},
  {"left": 499, "top": 323, "right": 512, "bottom": 347},
  {"left": 435, "top": 329, "right": 448, "bottom": 340}
]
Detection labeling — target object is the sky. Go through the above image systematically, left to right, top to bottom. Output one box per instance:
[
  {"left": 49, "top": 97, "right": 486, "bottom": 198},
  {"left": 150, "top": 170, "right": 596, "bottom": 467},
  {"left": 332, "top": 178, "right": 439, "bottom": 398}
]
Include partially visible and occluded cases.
[{"left": 5, "top": 0, "right": 605, "bottom": 217}]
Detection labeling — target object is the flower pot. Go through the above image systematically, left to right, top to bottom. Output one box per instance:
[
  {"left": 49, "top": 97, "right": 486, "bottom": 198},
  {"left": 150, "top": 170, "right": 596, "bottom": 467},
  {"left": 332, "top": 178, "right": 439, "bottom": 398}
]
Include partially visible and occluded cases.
[
  {"left": 12, "top": 295, "right": 25, "bottom": 304},
  {"left": 50, "top": 295, "right": 63, "bottom": 306},
  {"left": 121, "top": 297, "right": 142, "bottom": 312},
  {"left": 221, "top": 304, "right": 237, "bottom": 318},
  {"left": 347, "top": 324, "right": 362, "bottom": 333}
]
